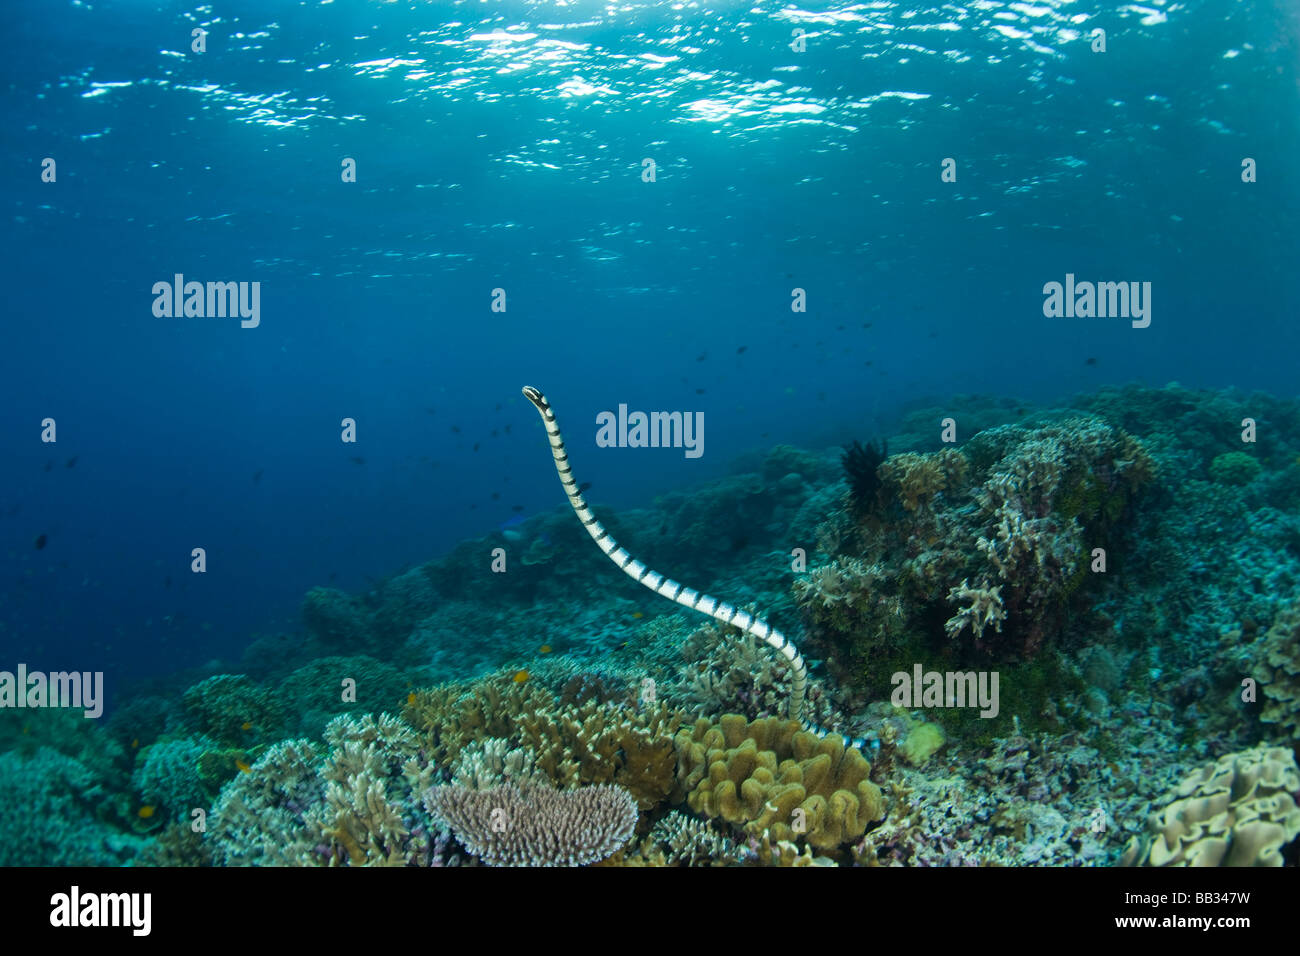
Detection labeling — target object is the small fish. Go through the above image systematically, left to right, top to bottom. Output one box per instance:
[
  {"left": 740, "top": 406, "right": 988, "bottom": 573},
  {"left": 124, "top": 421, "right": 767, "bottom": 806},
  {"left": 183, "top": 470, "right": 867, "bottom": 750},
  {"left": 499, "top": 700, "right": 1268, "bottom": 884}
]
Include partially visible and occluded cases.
[
  {"left": 737, "top": 346, "right": 747, "bottom": 354},
  {"left": 696, "top": 353, "right": 707, "bottom": 361},
  {"left": 1085, "top": 357, "right": 1098, "bottom": 366},
  {"left": 695, "top": 388, "right": 706, "bottom": 395},
  {"left": 494, "top": 403, "right": 502, "bottom": 412},
  {"left": 503, "top": 424, "right": 512, "bottom": 434},
  {"left": 451, "top": 425, "right": 461, "bottom": 433},
  {"left": 473, "top": 443, "right": 480, "bottom": 452},
  {"left": 349, "top": 456, "right": 365, "bottom": 465},
  {"left": 65, "top": 457, "right": 77, "bottom": 468},
  {"left": 43, "top": 461, "right": 53, "bottom": 472},
  {"left": 253, "top": 469, "right": 264, "bottom": 482},
  {"left": 578, "top": 482, "right": 592, "bottom": 494},
  {"left": 491, "top": 492, "right": 501, "bottom": 500},
  {"left": 511, "top": 504, "right": 524, "bottom": 512},
  {"left": 34, "top": 534, "right": 47, "bottom": 550},
  {"left": 164, "top": 575, "right": 171, "bottom": 589},
  {"left": 631, "top": 611, "right": 644, "bottom": 619},
  {"left": 539, "top": 644, "right": 552, "bottom": 654},
  {"left": 512, "top": 669, "right": 530, "bottom": 684},
  {"left": 407, "top": 692, "right": 417, "bottom": 705},
  {"left": 240, "top": 721, "right": 253, "bottom": 731},
  {"left": 21, "top": 725, "right": 29, "bottom": 735},
  {"left": 131, "top": 738, "right": 139, "bottom": 749},
  {"left": 235, "top": 759, "right": 251, "bottom": 773},
  {"left": 138, "top": 805, "right": 155, "bottom": 819}
]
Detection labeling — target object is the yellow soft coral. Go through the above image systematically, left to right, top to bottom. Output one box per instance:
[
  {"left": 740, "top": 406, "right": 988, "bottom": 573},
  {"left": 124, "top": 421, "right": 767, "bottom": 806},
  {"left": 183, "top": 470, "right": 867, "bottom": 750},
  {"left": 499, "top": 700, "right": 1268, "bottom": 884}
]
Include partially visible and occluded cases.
[{"left": 675, "top": 715, "right": 884, "bottom": 851}]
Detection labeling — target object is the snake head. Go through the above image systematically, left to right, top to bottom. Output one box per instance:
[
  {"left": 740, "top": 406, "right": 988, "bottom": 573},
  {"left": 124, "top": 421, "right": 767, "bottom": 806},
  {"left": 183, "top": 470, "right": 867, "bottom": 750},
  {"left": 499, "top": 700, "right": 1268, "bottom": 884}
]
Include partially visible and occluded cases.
[{"left": 521, "top": 386, "right": 547, "bottom": 410}]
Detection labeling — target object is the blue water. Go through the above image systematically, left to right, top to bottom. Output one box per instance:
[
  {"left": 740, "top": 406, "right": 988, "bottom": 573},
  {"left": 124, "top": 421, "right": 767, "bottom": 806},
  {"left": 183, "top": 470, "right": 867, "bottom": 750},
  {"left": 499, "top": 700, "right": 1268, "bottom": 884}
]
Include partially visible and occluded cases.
[{"left": 1, "top": 0, "right": 1297, "bottom": 686}]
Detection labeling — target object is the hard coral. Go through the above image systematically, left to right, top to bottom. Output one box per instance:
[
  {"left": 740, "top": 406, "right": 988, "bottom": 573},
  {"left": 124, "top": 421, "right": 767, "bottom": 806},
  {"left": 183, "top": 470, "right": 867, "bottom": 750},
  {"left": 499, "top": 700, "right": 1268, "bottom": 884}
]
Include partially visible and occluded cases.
[
  {"left": 877, "top": 447, "right": 967, "bottom": 512},
  {"left": 404, "top": 668, "right": 682, "bottom": 809},
  {"left": 207, "top": 713, "right": 442, "bottom": 866},
  {"left": 425, "top": 782, "right": 637, "bottom": 866}
]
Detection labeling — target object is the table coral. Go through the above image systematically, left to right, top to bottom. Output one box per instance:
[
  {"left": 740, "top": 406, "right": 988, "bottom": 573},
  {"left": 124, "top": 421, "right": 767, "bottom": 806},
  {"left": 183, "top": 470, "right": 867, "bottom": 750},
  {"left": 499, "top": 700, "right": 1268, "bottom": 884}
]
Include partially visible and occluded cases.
[
  {"left": 674, "top": 714, "right": 884, "bottom": 852},
  {"left": 425, "top": 781, "right": 637, "bottom": 866}
]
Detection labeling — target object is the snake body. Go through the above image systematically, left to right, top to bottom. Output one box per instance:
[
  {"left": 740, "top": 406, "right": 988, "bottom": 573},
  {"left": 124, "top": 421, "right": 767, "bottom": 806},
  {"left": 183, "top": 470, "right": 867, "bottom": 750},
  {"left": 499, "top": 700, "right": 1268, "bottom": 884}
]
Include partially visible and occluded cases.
[{"left": 522, "top": 385, "right": 864, "bottom": 749}]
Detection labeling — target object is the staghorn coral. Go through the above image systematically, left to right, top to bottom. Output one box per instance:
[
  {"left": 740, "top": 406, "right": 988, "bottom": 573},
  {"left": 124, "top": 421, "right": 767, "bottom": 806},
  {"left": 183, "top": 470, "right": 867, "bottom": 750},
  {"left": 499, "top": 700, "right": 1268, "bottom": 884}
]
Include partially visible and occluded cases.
[
  {"left": 944, "top": 578, "right": 1007, "bottom": 640},
  {"left": 1253, "top": 600, "right": 1300, "bottom": 744},
  {"left": 207, "top": 713, "right": 443, "bottom": 866},
  {"left": 674, "top": 714, "right": 884, "bottom": 852},
  {"left": 450, "top": 737, "right": 545, "bottom": 790},
  {"left": 1123, "top": 745, "right": 1300, "bottom": 867},
  {"left": 424, "top": 782, "right": 637, "bottom": 866},
  {"left": 640, "top": 811, "right": 756, "bottom": 867}
]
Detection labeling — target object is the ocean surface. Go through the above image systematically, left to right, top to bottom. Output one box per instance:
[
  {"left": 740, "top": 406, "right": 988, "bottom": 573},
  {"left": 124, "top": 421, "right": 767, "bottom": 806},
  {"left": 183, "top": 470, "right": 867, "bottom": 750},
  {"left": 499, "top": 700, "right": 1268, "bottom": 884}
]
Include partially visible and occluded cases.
[{"left": 1, "top": 0, "right": 1298, "bottom": 872}]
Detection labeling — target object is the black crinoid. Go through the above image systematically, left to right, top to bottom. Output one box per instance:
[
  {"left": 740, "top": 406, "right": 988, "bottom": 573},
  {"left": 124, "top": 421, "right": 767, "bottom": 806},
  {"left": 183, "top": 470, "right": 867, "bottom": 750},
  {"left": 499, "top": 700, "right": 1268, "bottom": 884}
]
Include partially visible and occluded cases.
[{"left": 841, "top": 438, "right": 887, "bottom": 518}]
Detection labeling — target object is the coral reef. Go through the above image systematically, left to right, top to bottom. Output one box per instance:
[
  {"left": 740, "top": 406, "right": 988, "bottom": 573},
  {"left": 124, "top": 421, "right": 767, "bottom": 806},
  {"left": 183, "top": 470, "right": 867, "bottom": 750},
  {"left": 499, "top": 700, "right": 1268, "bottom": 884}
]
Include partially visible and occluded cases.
[
  {"left": 797, "top": 415, "right": 1154, "bottom": 699},
  {"left": 1209, "top": 451, "right": 1262, "bottom": 486},
  {"left": 1253, "top": 599, "right": 1300, "bottom": 745},
  {"left": 280, "top": 654, "right": 411, "bottom": 739},
  {"left": 404, "top": 669, "right": 682, "bottom": 809},
  {"left": 182, "top": 674, "right": 283, "bottom": 746},
  {"left": 207, "top": 713, "right": 443, "bottom": 866},
  {"left": 674, "top": 714, "right": 884, "bottom": 852},
  {"left": 131, "top": 736, "right": 217, "bottom": 823},
  {"left": 1123, "top": 746, "right": 1300, "bottom": 866},
  {"left": 0, "top": 747, "right": 145, "bottom": 866},
  {"left": 425, "top": 782, "right": 638, "bottom": 866},
  {"left": 639, "top": 811, "right": 756, "bottom": 867}
]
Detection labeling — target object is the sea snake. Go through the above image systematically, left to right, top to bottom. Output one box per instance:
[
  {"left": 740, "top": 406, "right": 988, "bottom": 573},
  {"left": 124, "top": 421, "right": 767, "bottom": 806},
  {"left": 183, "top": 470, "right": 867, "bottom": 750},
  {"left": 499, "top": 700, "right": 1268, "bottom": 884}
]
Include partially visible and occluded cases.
[{"left": 522, "top": 385, "right": 866, "bottom": 750}]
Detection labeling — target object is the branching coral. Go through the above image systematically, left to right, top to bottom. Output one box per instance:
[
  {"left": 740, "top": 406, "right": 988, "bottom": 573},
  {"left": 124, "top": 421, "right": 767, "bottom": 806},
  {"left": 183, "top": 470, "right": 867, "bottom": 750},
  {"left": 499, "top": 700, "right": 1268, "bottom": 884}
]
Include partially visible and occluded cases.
[
  {"left": 877, "top": 448, "right": 967, "bottom": 512},
  {"left": 944, "top": 578, "right": 1007, "bottom": 641},
  {"left": 404, "top": 669, "right": 683, "bottom": 809},
  {"left": 207, "top": 713, "right": 441, "bottom": 866},
  {"left": 424, "top": 782, "right": 637, "bottom": 866}
]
